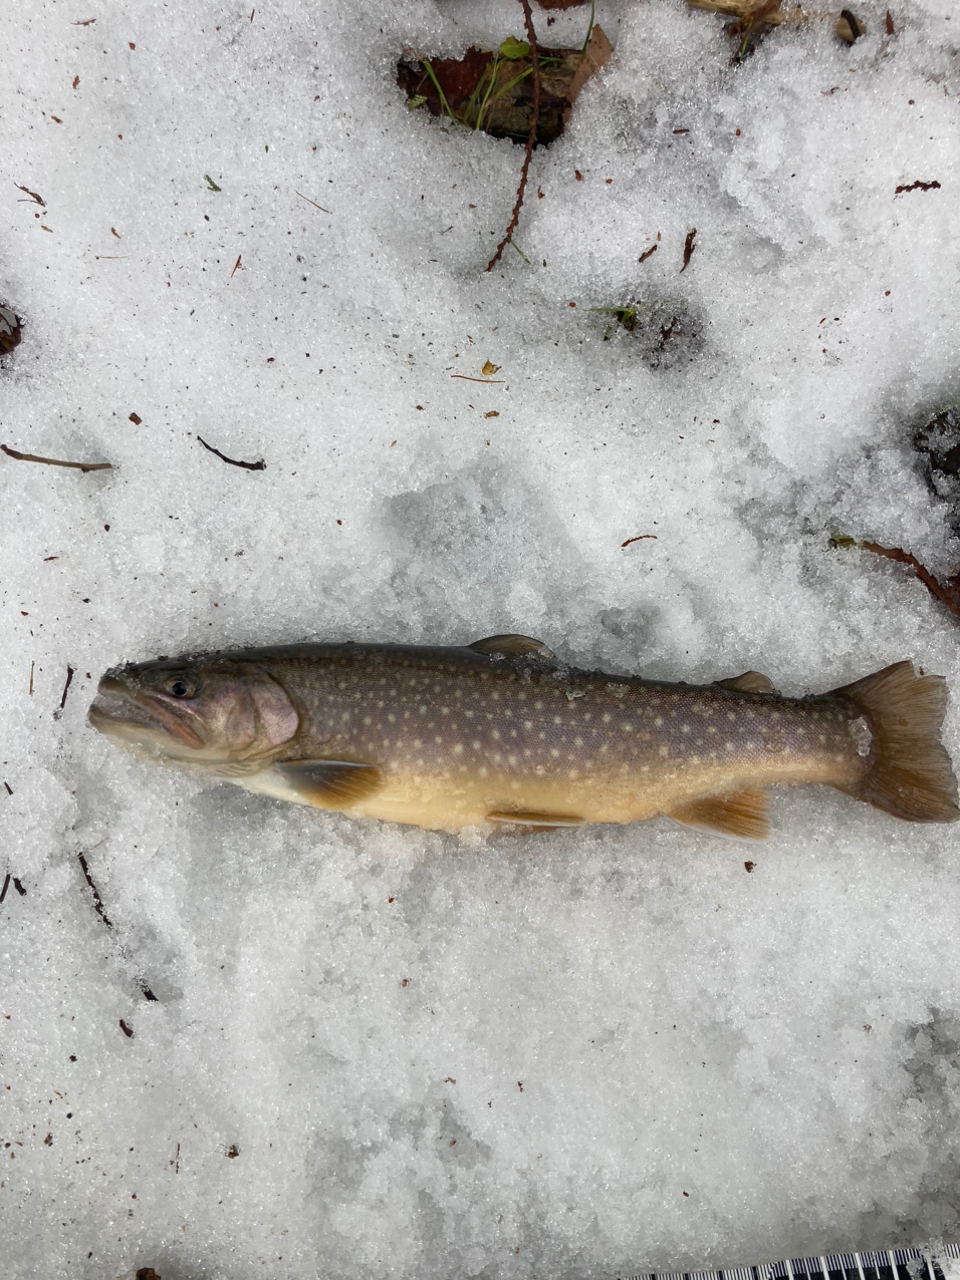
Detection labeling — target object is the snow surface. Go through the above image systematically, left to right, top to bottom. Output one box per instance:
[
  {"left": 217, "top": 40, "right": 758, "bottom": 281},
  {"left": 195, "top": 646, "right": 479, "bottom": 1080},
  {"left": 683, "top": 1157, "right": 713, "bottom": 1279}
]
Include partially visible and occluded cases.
[{"left": 3, "top": 0, "right": 960, "bottom": 1277}]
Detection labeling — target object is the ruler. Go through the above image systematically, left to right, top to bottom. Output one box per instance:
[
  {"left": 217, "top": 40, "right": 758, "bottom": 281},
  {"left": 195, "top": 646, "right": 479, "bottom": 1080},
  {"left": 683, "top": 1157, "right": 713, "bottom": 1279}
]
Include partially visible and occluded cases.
[{"left": 621, "top": 1244, "right": 960, "bottom": 1280}]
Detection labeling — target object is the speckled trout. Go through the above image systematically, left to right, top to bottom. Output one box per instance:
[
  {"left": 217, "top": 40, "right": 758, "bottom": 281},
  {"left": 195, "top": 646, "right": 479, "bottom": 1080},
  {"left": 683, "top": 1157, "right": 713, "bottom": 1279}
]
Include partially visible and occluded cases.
[{"left": 88, "top": 634, "right": 959, "bottom": 836}]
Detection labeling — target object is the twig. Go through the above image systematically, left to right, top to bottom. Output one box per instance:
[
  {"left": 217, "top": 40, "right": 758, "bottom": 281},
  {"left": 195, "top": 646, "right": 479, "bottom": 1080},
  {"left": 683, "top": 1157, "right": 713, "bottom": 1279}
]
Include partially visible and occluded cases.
[
  {"left": 486, "top": 0, "right": 541, "bottom": 271},
  {"left": 895, "top": 180, "right": 941, "bottom": 195},
  {"left": 15, "top": 184, "right": 45, "bottom": 206},
  {"left": 295, "top": 191, "right": 331, "bottom": 214},
  {"left": 230, "top": 254, "right": 242, "bottom": 277},
  {"left": 451, "top": 374, "right": 505, "bottom": 383},
  {"left": 196, "top": 435, "right": 265, "bottom": 471},
  {"left": 1, "top": 444, "right": 112, "bottom": 472},
  {"left": 621, "top": 534, "right": 658, "bottom": 547},
  {"left": 860, "top": 541, "right": 960, "bottom": 619},
  {"left": 59, "top": 666, "right": 74, "bottom": 711},
  {"left": 77, "top": 851, "right": 158, "bottom": 1001},
  {"left": 77, "top": 852, "right": 114, "bottom": 928},
  {"left": 0, "top": 874, "right": 9, "bottom": 905}
]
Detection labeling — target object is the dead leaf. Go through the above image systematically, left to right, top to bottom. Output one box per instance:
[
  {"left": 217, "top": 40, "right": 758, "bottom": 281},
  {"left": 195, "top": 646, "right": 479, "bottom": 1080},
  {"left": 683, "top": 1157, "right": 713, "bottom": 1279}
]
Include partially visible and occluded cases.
[
  {"left": 562, "top": 25, "right": 614, "bottom": 122},
  {"left": 680, "top": 228, "right": 697, "bottom": 272},
  {"left": 481, "top": 360, "right": 500, "bottom": 376}
]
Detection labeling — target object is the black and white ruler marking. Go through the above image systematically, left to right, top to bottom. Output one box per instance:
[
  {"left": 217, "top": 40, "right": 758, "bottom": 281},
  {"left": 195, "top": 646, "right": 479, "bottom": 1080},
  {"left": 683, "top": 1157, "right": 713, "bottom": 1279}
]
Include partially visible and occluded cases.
[{"left": 620, "top": 1244, "right": 960, "bottom": 1280}]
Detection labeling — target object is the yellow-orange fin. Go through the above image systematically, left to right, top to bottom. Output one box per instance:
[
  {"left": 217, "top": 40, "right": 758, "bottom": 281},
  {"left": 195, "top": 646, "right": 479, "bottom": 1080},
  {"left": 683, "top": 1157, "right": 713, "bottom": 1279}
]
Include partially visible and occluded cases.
[
  {"left": 470, "top": 634, "right": 556, "bottom": 660},
  {"left": 831, "top": 661, "right": 960, "bottom": 823},
  {"left": 716, "top": 671, "right": 775, "bottom": 694},
  {"left": 275, "top": 760, "right": 383, "bottom": 807},
  {"left": 669, "top": 789, "right": 770, "bottom": 839},
  {"left": 487, "top": 810, "right": 584, "bottom": 830}
]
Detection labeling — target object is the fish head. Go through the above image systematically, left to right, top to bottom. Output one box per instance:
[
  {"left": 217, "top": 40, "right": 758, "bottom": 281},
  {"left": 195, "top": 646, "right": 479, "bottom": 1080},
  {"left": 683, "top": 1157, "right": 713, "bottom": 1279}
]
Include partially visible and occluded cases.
[{"left": 88, "top": 655, "right": 300, "bottom": 767}]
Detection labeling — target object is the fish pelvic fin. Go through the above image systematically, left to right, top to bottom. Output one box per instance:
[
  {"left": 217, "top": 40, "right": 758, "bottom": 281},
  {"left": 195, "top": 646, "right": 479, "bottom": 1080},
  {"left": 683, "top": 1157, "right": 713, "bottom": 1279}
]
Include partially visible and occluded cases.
[
  {"left": 831, "top": 661, "right": 960, "bottom": 823},
  {"left": 274, "top": 760, "right": 384, "bottom": 808},
  {"left": 669, "top": 788, "right": 770, "bottom": 839},
  {"left": 487, "top": 809, "right": 585, "bottom": 831}
]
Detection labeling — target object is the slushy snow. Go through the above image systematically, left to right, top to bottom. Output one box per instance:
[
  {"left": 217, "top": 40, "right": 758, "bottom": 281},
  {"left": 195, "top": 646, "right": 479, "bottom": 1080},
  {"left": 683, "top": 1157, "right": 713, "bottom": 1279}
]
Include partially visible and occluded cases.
[{"left": 2, "top": 1, "right": 960, "bottom": 1277}]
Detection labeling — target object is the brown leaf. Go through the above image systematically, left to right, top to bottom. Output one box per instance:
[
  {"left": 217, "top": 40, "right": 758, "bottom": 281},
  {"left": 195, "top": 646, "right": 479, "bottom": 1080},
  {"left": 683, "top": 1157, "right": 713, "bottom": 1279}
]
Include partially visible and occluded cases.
[
  {"left": 563, "top": 25, "right": 614, "bottom": 120},
  {"left": 680, "top": 228, "right": 697, "bottom": 272}
]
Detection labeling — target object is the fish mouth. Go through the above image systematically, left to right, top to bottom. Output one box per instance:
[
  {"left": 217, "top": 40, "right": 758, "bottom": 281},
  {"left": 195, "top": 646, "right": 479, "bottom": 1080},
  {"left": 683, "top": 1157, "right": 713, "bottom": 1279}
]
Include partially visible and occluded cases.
[{"left": 88, "top": 678, "right": 205, "bottom": 753}]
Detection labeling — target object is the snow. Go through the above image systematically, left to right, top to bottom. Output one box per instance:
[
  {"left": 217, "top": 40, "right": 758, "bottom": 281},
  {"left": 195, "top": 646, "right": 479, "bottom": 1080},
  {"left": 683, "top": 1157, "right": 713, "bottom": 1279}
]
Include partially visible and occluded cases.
[{"left": 2, "top": 0, "right": 960, "bottom": 1277}]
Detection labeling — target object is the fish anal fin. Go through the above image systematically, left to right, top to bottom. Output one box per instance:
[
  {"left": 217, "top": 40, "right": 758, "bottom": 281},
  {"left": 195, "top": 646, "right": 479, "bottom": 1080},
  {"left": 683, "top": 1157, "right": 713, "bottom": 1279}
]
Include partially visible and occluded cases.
[
  {"left": 470, "top": 634, "right": 556, "bottom": 661},
  {"left": 716, "top": 670, "right": 776, "bottom": 694},
  {"left": 275, "top": 760, "right": 383, "bottom": 808},
  {"left": 669, "top": 789, "right": 770, "bottom": 839},
  {"left": 487, "top": 809, "right": 584, "bottom": 831}
]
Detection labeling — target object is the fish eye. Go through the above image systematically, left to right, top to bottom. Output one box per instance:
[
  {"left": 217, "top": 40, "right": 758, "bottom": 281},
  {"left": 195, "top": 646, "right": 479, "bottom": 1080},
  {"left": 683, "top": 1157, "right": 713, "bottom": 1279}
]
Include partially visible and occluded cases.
[{"left": 166, "top": 677, "right": 196, "bottom": 698}]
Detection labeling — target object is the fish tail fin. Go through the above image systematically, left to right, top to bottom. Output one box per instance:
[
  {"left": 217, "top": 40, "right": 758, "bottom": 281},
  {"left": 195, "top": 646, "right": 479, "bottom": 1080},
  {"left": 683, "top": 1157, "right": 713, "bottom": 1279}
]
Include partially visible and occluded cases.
[{"left": 832, "top": 661, "right": 959, "bottom": 823}]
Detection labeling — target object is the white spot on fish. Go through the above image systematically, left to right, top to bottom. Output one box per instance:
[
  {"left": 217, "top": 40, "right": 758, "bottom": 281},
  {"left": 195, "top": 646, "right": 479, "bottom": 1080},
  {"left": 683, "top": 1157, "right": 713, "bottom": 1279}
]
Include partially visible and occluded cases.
[{"left": 848, "top": 715, "right": 872, "bottom": 757}]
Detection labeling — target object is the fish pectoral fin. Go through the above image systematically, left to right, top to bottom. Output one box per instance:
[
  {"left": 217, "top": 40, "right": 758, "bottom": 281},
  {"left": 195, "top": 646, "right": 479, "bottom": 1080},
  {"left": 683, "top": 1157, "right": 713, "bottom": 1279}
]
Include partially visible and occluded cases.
[
  {"left": 469, "top": 634, "right": 557, "bottom": 661},
  {"left": 716, "top": 670, "right": 776, "bottom": 694},
  {"left": 274, "top": 760, "right": 383, "bottom": 808},
  {"left": 668, "top": 789, "right": 770, "bottom": 839},
  {"left": 487, "top": 809, "right": 585, "bottom": 830}
]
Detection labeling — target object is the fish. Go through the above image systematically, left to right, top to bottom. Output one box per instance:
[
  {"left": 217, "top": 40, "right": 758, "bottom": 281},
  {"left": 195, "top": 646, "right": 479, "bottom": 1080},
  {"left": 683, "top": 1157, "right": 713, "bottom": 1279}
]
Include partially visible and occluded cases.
[{"left": 87, "top": 634, "right": 960, "bottom": 837}]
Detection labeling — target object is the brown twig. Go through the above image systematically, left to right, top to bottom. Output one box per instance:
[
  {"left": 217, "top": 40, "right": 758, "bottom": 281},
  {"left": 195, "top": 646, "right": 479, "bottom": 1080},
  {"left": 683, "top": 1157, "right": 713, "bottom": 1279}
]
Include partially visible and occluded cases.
[
  {"left": 486, "top": 0, "right": 541, "bottom": 271},
  {"left": 894, "top": 180, "right": 941, "bottom": 195},
  {"left": 15, "top": 184, "right": 45, "bottom": 206},
  {"left": 296, "top": 191, "right": 331, "bottom": 213},
  {"left": 450, "top": 374, "right": 506, "bottom": 384},
  {"left": 196, "top": 435, "right": 265, "bottom": 471},
  {"left": 1, "top": 444, "right": 112, "bottom": 472},
  {"left": 621, "top": 534, "right": 658, "bottom": 547},
  {"left": 860, "top": 541, "right": 960, "bottom": 619},
  {"left": 59, "top": 666, "right": 74, "bottom": 711},
  {"left": 77, "top": 851, "right": 158, "bottom": 1001},
  {"left": 77, "top": 852, "right": 114, "bottom": 928},
  {"left": 0, "top": 874, "right": 9, "bottom": 906}
]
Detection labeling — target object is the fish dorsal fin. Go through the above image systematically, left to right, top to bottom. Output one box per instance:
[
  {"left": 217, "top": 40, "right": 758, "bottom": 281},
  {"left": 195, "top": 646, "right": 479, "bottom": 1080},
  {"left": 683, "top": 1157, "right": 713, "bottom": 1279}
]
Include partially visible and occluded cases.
[
  {"left": 469, "top": 634, "right": 556, "bottom": 660},
  {"left": 716, "top": 670, "right": 775, "bottom": 694},
  {"left": 275, "top": 760, "right": 383, "bottom": 808},
  {"left": 669, "top": 789, "right": 770, "bottom": 839},
  {"left": 487, "top": 810, "right": 585, "bottom": 830}
]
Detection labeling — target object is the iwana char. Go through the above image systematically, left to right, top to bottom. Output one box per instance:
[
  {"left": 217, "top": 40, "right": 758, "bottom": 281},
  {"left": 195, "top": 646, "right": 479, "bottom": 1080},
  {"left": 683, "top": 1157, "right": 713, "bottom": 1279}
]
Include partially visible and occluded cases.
[{"left": 88, "top": 634, "right": 959, "bottom": 836}]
